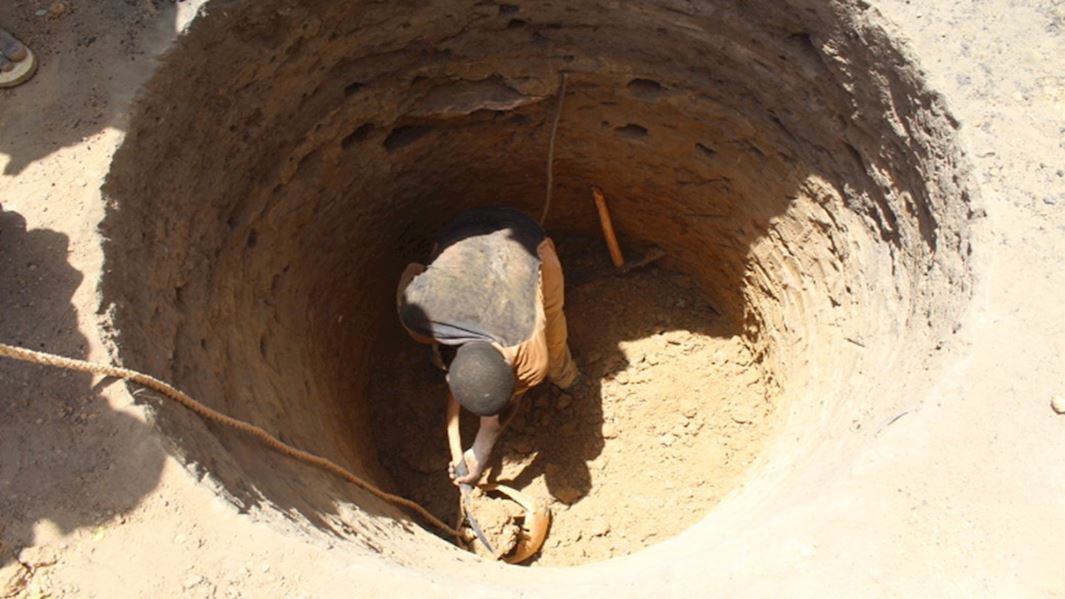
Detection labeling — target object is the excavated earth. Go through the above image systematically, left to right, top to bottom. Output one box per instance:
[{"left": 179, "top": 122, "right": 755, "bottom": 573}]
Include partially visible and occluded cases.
[
  {"left": 16, "top": 0, "right": 1065, "bottom": 595},
  {"left": 95, "top": 0, "right": 975, "bottom": 571},
  {"left": 97, "top": 0, "right": 975, "bottom": 573}
]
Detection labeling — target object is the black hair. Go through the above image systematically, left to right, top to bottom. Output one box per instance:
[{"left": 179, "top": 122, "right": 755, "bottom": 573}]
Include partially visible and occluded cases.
[{"left": 448, "top": 341, "right": 515, "bottom": 416}]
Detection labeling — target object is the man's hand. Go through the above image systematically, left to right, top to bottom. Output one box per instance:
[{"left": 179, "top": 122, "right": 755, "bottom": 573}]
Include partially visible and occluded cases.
[{"left": 449, "top": 448, "right": 484, "bottom": 486}]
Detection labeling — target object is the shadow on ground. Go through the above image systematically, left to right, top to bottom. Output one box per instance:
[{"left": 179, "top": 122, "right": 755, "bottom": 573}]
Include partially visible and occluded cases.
[{"left": 0, "top": 208, "right": 166, "bottom": 566}]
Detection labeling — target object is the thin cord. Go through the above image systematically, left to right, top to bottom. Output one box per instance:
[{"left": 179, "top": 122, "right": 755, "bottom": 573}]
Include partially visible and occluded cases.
[{"left": 540, "top": 72, "right": 568, "bottom": 226}]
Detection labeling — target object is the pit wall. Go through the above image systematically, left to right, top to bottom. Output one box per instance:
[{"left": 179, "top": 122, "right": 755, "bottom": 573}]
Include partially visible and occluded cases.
[{"left": 100, "top": 0, "right": 974, "bottom": 573}]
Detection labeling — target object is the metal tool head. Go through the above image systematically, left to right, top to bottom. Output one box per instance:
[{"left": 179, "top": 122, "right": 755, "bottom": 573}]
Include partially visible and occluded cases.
[{"left": 455, "top": 461, "right": 494, "bottom": 554}]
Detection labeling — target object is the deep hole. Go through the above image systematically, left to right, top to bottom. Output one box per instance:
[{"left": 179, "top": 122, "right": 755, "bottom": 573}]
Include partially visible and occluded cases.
[
  {"left": 102, "top": 0, "right": 975, "bottom": 574},
  {"left": 626, "top": 77, "right": 666, "bottom": 99},
  {"left": 342, "top": 123, "right": 374, "bottom": 149},
  {"left": 614, "top": 123, "right": 649, "bottom": 139},
  {"left": 383, "top": 125, "right": 433, "bottom": 152},
  {"left": 695, "top": 142, "right": 717, "bottom": 160}
]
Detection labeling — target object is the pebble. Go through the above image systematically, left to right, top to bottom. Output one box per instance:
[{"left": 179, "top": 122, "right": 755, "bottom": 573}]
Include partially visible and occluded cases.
[
  {"left": 36, "top": 9, "right": 48, "bottom": 16},
  {"left": 1052, "top": 396, "right": 1065, "bottom": 414},
  {"left": 729, "top": 404, "right": 757, "bottom": 424},
  {"left": 602, "top": 422, "right": 618, "bottom": 439},
  {"left": 660, "top": 433, "right": 676, "bottom": 447},
  {"left": 552, "top": 485, "right": 583, "bottom": 504},
  {"left": 588, "top": 517, "right": 611, "bottom": 537},
  {"left": 18, "top": 545, "right": 58, "bottom": 567},
  {"left": 183, "top": 574, "right": 205, "bottom": 590}
]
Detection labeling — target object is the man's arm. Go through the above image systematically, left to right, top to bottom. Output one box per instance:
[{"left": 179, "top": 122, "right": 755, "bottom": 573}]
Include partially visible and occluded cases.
[{"left": 447, "top": 393, "right": 501, "bottom": 485}]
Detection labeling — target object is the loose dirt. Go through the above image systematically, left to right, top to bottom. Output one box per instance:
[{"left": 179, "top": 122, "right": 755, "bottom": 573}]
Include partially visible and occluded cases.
[{"left": 372, "top": 236, "right": 773, "bottom": 565}]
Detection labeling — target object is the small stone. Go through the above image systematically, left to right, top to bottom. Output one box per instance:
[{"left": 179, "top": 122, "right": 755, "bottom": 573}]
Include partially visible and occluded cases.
[
  {"left": 48, "top": 1, "right": 68, "bottom": 17},
  {"left": 36, "top": 9, "right": 48, "bottom": 16},
  {"left": 1044, "top": 195, "right": 1059, "bottom": 206},
  {"left": 1052, "top": 396, "right": 1065, "bottom": 414},
  {"left": 729, "top": 403, "right": 758, "bottom": 424},
  {"left": 602, "top": 422, "right": 618, "bottom": 439},
  {"left": 660, "top": 433, "right": 676, "bottom": 447},
  {"left": 552, "top": 485, "right": 583, "bottom": 504},
  {"left": 588, "top": 517, "right": 611, "bottom": 537},
  {"left": 18, "top": 545, "right": 58, "bottom": 567},
  {"left": 183, "top": 574, "right": 204, "bottom": 590}
]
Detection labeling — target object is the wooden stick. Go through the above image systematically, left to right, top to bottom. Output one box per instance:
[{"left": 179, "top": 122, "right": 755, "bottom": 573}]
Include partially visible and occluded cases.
[
  {"left": 592, "top": 186, "right": 626, "bottom": 268},
  {"left": 446, "top": 393, "right": 463, "bottom": 465}
]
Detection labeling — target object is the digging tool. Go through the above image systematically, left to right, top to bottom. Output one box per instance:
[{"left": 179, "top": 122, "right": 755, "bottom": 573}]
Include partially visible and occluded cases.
[
  {"left": 592, "top": 186, "right": 666, "bottom": 273},
  {"left": 446, "top": 394, "right": 550, "bottom": 561},
  {"left": 447, "top": 394, "right": 496, "bottom": 554},
  {"left": 453, "top": 460, "right": 494, "bottom": 554},
  {"left": 480, "top": 483, "right": 551, "bottom": 564}
]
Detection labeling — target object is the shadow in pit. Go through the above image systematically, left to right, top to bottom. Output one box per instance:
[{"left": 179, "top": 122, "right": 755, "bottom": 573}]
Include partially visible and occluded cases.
[{"left": 0, "top": 207, "right": 165, "bottom": 566}]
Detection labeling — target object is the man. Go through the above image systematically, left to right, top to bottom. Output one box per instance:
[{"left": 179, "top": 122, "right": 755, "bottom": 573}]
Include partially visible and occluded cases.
[{"left": 396, "top": 206, "right": 579, "bottom": 485}]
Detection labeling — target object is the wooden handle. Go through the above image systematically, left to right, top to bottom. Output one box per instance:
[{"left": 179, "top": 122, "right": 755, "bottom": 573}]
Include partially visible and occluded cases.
[
  {"left": 592, "top": 187, "right": 625, "bottom": 268},
  {"left": 446, "top": 393, "right": 463, "bottom": 465}
]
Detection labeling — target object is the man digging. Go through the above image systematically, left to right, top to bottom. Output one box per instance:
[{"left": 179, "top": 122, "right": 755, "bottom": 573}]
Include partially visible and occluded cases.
[{"left": 396, "top": 206, "right": 580, "bottom": 486}]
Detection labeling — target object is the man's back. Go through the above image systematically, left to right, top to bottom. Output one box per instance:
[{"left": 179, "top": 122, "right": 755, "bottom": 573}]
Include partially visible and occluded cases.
[{"left": 399, "top": 207, "right": 545, "bottom": 348}]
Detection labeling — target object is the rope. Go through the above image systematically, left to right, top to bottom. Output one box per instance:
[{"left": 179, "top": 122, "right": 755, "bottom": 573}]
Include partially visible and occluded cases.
[
  {"left": 540, "top": 72, "right": 568, "bottom": 226},
  {"left": 0, "top": 342, "right": 459, "bottom": 537}
]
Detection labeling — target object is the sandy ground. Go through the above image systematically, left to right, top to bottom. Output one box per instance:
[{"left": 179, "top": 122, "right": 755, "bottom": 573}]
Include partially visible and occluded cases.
[{"left": 1, "top": 0, "right": 1064, "bottom": 597}]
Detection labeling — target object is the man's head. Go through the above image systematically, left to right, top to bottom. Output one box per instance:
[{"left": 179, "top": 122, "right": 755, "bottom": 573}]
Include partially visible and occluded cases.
[{"left": 447, "top": 341, "right": 514, "bottom": 416}]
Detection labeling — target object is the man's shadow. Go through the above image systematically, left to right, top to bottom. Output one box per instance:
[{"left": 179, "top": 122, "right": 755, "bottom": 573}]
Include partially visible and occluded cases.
[
  {"left": 0, "top": 207, "right": 165, "bottom": 566},
  {"left": 480, "top": 232, "right": 722, "bottom": 507}
]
